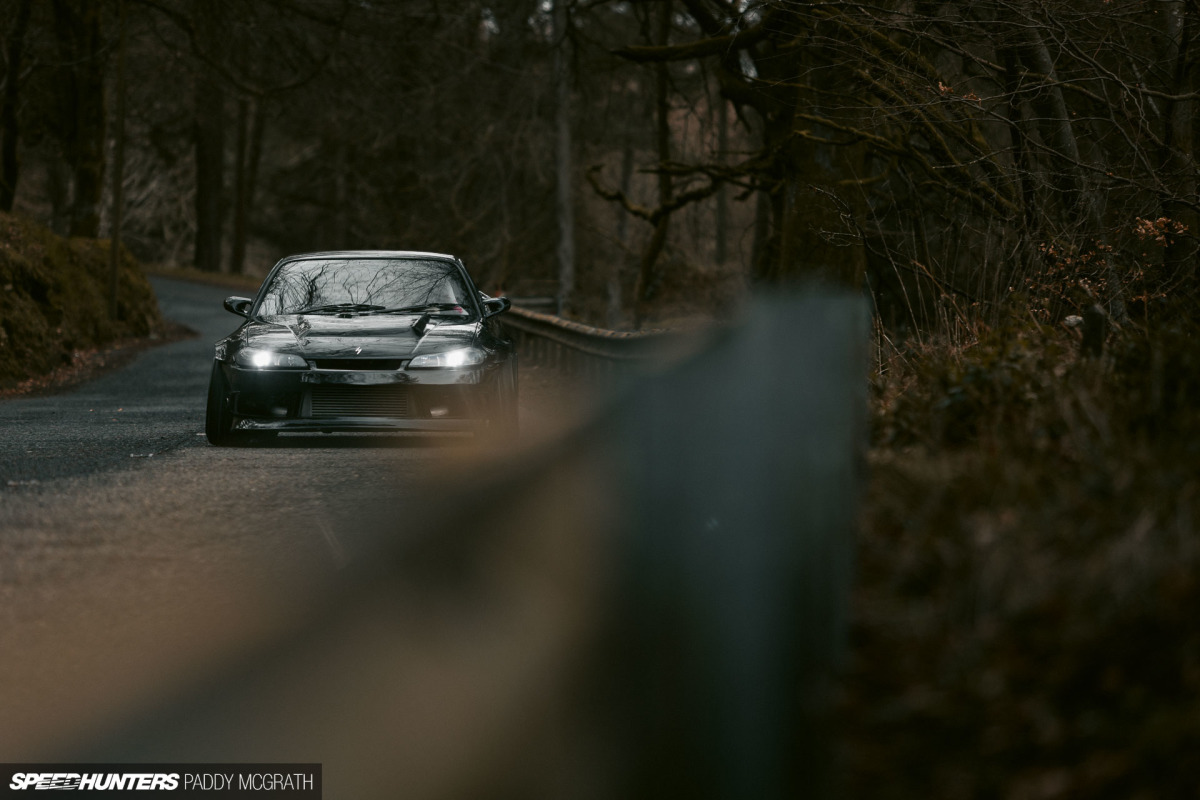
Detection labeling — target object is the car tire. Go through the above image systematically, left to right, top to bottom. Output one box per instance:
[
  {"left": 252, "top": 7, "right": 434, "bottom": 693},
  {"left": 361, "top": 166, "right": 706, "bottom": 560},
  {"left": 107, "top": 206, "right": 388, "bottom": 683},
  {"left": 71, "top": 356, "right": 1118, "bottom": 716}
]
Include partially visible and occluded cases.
[{"left": 205, "top": 362, "right": 238, "bottom": 446}]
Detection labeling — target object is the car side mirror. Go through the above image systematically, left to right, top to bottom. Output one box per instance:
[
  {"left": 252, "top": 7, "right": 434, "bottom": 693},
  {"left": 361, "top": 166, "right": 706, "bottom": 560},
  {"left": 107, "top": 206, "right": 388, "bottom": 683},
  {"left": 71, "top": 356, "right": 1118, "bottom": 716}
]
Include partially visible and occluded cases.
[
  {"left": 224, "top": 296, "right": 254, "bottom": 318},
  {"left": 482, "top": 296, "right": 511, "bottom": 317}
]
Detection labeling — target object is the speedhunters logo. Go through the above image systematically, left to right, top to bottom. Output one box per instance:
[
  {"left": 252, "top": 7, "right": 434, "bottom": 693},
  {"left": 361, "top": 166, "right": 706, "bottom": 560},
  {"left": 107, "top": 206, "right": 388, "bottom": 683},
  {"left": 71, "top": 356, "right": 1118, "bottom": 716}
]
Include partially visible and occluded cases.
[
  {"left": 1, "top": 765, "right": 320, "bottom": 798},
  {"left": 9, "top": 773, "right": 179, "bottom": 791}
]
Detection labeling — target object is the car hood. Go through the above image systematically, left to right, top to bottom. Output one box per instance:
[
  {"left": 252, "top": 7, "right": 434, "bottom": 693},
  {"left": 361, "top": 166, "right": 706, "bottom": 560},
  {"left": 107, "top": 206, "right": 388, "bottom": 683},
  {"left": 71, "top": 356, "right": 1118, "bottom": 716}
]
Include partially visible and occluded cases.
[{"left": 236, "top": 315, "right": 480, "bottom": 359}]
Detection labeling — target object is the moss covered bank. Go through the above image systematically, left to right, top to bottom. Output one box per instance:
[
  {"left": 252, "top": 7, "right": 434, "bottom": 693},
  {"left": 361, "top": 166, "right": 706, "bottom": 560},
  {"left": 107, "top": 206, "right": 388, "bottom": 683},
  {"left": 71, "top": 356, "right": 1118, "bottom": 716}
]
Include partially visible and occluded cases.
[{"left": 0, "top": 212, "right": 163, "bottom": 387}]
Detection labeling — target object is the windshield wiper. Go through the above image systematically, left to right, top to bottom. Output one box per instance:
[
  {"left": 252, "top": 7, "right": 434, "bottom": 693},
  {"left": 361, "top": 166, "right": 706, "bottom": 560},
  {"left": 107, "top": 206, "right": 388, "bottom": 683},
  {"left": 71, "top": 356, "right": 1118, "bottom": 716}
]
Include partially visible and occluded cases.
[
  {"left": 296, "top": 303, "right": 385, "bottom": 314},
  {"left": 364, "top": 303, "right": 466, "bottom": 315}
]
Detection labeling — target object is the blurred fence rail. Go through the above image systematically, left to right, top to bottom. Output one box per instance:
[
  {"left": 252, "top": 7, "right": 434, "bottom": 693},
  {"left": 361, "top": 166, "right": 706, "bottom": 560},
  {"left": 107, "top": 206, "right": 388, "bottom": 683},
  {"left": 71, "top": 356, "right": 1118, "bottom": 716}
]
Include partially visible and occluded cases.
[
  {"left": 79, "top": 293, "right": 868, "bottom": 800},
  {"left": 505, "top": 306, "right": 693, "bottom": 379}
]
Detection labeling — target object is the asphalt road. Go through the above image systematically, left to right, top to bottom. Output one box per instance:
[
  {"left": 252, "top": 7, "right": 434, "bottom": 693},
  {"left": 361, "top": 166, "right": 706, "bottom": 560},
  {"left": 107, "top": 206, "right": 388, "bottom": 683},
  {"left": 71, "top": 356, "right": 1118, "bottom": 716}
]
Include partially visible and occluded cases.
[{"left": 0, "top": 277, "right": 579, "bottom": 763}]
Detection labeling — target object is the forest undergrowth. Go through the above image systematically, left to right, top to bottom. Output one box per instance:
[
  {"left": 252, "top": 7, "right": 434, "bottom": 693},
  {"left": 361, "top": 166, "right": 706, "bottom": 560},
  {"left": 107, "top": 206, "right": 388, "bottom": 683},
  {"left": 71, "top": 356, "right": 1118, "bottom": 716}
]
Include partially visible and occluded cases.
[{"left": 841, "top": 296, "right": 1200, "bottom": 799}]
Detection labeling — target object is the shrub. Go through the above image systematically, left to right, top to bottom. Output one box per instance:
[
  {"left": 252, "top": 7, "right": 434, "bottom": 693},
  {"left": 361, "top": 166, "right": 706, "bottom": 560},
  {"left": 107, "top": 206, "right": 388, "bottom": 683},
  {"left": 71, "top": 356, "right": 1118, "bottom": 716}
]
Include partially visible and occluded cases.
[{"left": 845, "top": 304, "right": 1200, "bottom": 798}]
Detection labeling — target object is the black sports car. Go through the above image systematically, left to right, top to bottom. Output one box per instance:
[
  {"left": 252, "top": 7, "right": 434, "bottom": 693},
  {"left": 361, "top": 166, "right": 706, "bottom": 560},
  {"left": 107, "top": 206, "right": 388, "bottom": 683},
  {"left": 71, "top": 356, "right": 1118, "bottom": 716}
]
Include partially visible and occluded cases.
[{"left": 205, "top": 251, "right": 517, "bottom": 445}]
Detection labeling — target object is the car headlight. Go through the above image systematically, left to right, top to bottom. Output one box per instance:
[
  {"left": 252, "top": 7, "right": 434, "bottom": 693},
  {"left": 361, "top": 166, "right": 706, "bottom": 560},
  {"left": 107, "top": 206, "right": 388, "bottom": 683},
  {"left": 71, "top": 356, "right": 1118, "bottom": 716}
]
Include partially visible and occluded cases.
[
  {"left": 408, "top": 347, "right": 487, "bottom": 368},
  {"left": 235, "top": 349, "right": 308, "bottom": 369}
]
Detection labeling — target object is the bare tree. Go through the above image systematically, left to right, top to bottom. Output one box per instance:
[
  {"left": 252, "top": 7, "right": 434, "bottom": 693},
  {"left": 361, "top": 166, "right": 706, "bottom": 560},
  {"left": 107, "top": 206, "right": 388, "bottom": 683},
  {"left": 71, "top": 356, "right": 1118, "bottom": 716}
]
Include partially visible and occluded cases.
[
  {"left": 0, "top": 0, "right": 33, "bottom": 212},
  {"left": 51, "top": 0, "right": 107, "bottom": 238},
  {"left": 591, "top": 0, "right": 1200, "bottom": 326}
]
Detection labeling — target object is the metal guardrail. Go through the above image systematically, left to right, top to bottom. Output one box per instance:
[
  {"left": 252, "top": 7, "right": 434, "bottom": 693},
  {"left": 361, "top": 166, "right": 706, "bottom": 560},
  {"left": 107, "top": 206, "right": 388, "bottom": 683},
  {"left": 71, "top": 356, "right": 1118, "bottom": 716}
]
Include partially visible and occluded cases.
[
  {"left": 62, "top": 293, "right": 868, "bottom": 800},
  {"left": 504, "top": 306, "right": 694, "bottom": 380}
]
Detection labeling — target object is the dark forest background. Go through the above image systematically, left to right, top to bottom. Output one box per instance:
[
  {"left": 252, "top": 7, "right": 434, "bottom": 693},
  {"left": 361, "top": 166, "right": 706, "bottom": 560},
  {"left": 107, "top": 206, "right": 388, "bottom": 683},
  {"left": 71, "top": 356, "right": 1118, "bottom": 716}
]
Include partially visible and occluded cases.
[
  {"left": 4, "top": 0, "right": 1198, "bottom": 329},
  {"left": 5, "top": 2, "right": 1200, "bottom": 797}
]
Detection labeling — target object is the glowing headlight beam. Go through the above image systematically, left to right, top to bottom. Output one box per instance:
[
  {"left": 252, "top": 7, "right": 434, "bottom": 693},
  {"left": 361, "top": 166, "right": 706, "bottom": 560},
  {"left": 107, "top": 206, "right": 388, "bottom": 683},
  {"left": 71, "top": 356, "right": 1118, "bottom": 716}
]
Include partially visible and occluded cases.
[{"left": 408, "top": 347, "right": 487, "bottom": 369}]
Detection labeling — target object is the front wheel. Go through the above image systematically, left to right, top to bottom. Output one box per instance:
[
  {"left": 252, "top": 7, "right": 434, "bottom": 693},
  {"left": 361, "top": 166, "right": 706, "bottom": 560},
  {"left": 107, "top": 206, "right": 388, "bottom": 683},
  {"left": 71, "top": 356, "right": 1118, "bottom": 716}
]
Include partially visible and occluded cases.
[{"left": 205, "top": 362, "right": 237, "bottom": 446}]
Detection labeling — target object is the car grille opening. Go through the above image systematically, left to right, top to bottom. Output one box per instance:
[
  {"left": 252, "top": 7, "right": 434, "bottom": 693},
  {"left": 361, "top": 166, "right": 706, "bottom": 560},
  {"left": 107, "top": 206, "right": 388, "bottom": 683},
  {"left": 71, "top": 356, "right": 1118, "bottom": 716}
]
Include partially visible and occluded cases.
[
  {"left": 312, "top": 358, "right": 404, "bottom": 371},
  {"left": 310, "top": 385, "right": 412, "bottom": 418}
]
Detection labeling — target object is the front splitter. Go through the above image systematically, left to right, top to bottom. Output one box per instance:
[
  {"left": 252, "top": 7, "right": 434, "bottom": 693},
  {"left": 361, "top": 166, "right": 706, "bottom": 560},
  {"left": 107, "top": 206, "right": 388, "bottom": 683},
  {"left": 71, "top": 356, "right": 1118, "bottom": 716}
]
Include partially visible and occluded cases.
[{"left": 235, "top": 417, "right": 484, "bottom": 433}]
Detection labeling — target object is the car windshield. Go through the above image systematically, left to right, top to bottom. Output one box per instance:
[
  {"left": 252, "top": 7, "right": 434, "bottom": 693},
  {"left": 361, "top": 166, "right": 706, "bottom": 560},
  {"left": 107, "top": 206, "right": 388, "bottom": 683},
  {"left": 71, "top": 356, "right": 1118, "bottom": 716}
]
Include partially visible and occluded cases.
[{"left": 255, "top": 257, "right": 475, "bottom": 318}]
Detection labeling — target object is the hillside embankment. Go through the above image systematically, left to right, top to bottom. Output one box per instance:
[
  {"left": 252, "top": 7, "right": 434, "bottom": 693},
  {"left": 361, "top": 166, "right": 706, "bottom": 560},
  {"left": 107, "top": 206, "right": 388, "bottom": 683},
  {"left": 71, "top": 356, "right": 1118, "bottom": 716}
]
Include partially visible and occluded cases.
[{"left": 0, "top": 211, "right": 164, "bottom": 390}]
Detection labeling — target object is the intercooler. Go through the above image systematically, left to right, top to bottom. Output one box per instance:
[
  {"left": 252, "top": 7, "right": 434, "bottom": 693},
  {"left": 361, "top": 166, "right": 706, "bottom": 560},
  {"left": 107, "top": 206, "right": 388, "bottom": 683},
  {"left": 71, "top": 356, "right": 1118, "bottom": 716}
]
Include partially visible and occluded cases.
[{"left": 309, "top": 385, "right": 412, "bottom": 418}]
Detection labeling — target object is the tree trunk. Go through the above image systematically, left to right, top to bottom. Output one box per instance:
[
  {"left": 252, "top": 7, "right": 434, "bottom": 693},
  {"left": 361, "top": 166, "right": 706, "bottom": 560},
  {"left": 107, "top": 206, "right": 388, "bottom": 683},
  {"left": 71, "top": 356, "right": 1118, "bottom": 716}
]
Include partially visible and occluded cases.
[
  {"left": 0, "top": 0, "right": 33, "bottom": 212},
  {"left": 52, "top": 0, "right": 107, "bottom": 238},
  {"left": 109, "top": 0, "right": 127, "bottom": 320},
  {"left": 553, "top": 0, "right": 575, "bottom": 315},
  {"left": 633, "top": 0, "right": 672, "bottom": 326},
  {"left": 1160, "top": 0, "right": 1197, "bottom": 282},
  {"left": 1024, "top": 24, "right": 1127, "bottom": 320},
  {"left": 775, "top": 28, "right": 866, "bottom": 289},
  {"left": 1024, "top": 30, "right": 1082, "bottom": 199},
  {"left": 1001, "top": 46, "right": 1038, "bottom": 278},
  {"left": 193, "top": 70, "right": 225, "bottom": 272},
  {"left": 715, "top": 94, "right": 728, "bottom": 266},
  {"left": 230, "top": 96, "right": 264, "bottom": 275},
  {"left": 231, "top": 99, "right": 249, "bottom": 274},
  {"left": 751, "top": 108, "right": 787, "bottom": 284},
  {"left": 609, "top": 126, "right": 634, "bottom": 327},
  {"left": 47, "top": 159, "right": 70, "bottom": 236},
  {"left": 751, "top": 185, "right": 774, "bottom": 283}
]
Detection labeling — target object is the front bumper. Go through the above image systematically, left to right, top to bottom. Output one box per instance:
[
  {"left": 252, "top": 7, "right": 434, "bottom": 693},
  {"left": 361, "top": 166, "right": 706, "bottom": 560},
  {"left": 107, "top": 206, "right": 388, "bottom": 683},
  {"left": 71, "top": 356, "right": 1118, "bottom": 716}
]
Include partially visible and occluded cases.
[{"left": 220, "top": 361, "right": 503, "bottom": 433}]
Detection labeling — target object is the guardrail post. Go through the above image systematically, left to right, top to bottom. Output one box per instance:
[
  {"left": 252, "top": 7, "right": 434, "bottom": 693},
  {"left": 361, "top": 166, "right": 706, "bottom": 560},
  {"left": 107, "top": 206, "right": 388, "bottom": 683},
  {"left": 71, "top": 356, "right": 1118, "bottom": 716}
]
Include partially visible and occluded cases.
[{"left": 608, "top": 293, "right": 866, "bottom": 800}]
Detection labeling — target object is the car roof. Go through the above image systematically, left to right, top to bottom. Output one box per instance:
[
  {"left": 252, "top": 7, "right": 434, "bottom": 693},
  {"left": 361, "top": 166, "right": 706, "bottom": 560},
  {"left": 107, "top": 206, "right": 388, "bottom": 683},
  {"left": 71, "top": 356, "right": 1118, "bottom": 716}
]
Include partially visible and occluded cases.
[{"left": 279, "top": 250, "right": 459, "bottom": 262}]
